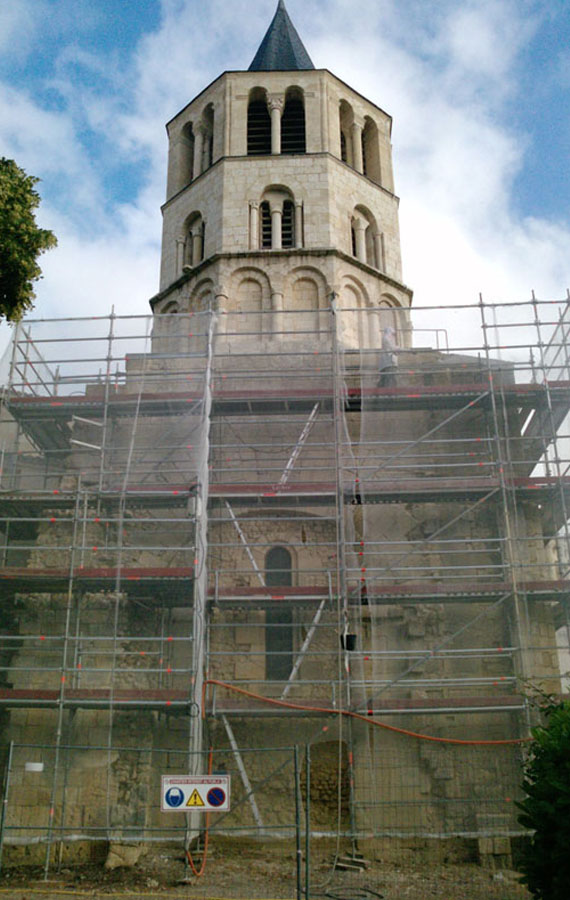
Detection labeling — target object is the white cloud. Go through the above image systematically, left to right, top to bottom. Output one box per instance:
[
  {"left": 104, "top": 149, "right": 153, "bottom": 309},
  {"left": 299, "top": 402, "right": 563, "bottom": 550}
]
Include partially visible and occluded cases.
[{"left": 0, "top": 0, "right": 43, "bottom": 60}]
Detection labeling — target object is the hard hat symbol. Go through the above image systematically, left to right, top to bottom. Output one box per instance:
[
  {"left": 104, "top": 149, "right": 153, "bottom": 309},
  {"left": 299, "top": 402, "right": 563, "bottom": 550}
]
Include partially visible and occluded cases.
[{"left": 165, "top": 787, "right": 184, "bottom": 808}]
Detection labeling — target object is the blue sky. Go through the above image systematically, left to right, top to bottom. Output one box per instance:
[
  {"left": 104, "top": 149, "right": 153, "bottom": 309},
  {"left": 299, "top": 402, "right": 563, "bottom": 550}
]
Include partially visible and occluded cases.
[{"left": 0, "top": 0, "right": 569, "bottom": 327}]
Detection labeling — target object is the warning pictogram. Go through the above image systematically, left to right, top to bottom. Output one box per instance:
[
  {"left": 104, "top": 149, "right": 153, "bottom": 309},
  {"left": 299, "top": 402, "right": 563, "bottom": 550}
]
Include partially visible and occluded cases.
[
  {"left": 161, "top": 775, "right": 230, "bottom": 812},
  {"left": 186, "top": 789, "right": 205, "bottom": 807}
]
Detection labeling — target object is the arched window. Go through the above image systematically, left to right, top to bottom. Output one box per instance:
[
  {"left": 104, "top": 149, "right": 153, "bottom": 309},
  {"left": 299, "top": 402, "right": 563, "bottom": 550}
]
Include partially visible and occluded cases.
[
  {"left": 281, "top": 88, "right": 305, "bottom": 154},
  {"left": 247, "top": 89, "right": 271, "bottom": 156},
  {"left": 339, "top": 100, "right": 354, "bottom": 166},
  {"left": 202, "top": 103, "right": 214, "bottom": 170},
  {"left": 362, "top": 117, "right": 381, "bottom": 184},
  {"left": 181, "top": 122, "right": 194, "bottom": 187},
  {"left": 340, "top": 131, "right": 347, "bottom": 163},
  {"left": 259, "top": 188, "right": 298, "bottom": 250},
  {"left": 282, "top": 200, "right": 295, "bottom": 248},
  {"left": 260, "top": 201, "right": 272, "bottom": 248},
  {"left": 351, "top": 206, "right": 379, "bottom": 268},
  {"left": 185, "top": 212, "right": 205, "bottom": 267},
  {"left": 265, "top": 546, "right": 292, "bottom": 587},
  {"left": 265, "top": 547, "right": 293, "bottom": 681}
]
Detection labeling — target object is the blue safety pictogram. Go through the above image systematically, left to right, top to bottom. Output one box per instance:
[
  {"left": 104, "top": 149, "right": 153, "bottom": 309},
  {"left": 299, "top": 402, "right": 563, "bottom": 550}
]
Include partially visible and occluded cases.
[
  {"left": 165, "top": 787, "right": 185, "bottom": 808},
  {"left": 207, "top": 787, "right": 225, "bottom": 807}
]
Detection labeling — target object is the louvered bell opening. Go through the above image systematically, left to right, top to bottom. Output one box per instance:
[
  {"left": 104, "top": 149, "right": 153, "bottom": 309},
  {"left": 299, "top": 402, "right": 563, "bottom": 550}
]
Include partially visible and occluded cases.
[
  {"left": 281, "top": 98, "right": 306, "bottom": 154},
  {"left": 247, "top": 101, "right": 271, "bottom": 155},
  {"left": 340, "top": 131, "right": 347, "bottom": 163},
  {"left": 282, "top": 201, "right": 295, "bottom": 248},
  {"left": 260, "top": 202, "right": 272, "bottom": 248}
]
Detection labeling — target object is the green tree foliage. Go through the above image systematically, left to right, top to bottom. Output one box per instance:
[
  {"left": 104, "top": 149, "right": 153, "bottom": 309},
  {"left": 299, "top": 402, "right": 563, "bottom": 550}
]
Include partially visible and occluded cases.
[
  {"left": 0, "top": 158, "right": 57, "bottom": 322},
  {"left": 517, "top": 700, "right": 570, "bottom": 899}
]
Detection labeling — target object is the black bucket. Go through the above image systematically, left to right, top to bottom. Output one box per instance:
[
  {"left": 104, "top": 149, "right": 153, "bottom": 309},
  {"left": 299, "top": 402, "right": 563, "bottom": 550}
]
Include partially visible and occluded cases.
[{"left": 340, "top": 633, "right": 357, "bottom": 651}]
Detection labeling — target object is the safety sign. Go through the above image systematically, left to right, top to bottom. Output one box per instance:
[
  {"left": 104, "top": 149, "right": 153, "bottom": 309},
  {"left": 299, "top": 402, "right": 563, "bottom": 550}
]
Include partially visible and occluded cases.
[{"left": 161, "top": 775, "right": 231, "bottom": 812}]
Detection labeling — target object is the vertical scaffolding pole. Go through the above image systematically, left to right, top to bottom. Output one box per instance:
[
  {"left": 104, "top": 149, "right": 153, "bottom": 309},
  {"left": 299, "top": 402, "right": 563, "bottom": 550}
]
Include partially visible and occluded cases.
[
  {"left": 531, "top": 293, "right": 570, "bottom": 686},
  {"left": 330, "top": 295, "right": 358, "bottom": 851},
  {"left": 479, "top": 296, "right": 530, "bottom": 696},
  {"left": 185, "top": 303, "right": 216, "bottom": 849},
  {"left": 97, "top": 310, "right": 115, "bottom": 500},
  {"left": 43, "top": 483, "right": 83, "bottom": 878},
  {"left": 0, "top": 741, "right": 14, "bottom": 873},
  {"left": 294, "top": 745, "right": 303, "bottom": 900}
]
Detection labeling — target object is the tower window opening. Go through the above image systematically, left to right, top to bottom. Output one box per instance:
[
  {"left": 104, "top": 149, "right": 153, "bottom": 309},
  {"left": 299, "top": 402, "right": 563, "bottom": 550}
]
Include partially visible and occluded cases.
[
  {"left": 281, "top": 95, "right": 306, "bottom": 154},
  {"left": 248, "top": 99, "right": 271, "bottom": 155},
  {"left": 339, "top": 100, "right": 354, "bottom": 167},
  {"left": 201, "top": 103, "right": 215, "bottom": 172},
  {"left": 362, "top": 116, "right": 381, "bottom": 184},
  {"left": 181, "top": 122, "right": 195, "bottom": 188},
  {"left": 340, "top": 131, "right": 347, "bottom": 163},
  {"left": 205, "top": 132, "right": 214, "bottom": 169},
  {"left": 282, "top": 200, "right": 295, "bottom": 248},
  {"left": 260, "top": 201, "right": 272, "bottom": 248},
  {"left": 185, "top": 213, "right": 205, "bottom": 266},
  {"left": 351, "top": 223, "right": 357, "bottom": 257},
  {"left": 265, "top": 547, "right": 293, "bottom": 681}
]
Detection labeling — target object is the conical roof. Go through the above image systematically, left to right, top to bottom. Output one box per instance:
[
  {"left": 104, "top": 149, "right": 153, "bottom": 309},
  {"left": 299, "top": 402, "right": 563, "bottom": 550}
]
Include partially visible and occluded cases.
[{"left": 249, "top": 0, "right": 314, "bottom": 71}]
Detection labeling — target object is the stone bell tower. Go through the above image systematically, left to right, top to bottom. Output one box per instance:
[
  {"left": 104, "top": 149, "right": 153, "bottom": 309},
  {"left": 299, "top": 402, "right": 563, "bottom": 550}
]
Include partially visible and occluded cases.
[{"left": 152, "top": 0, "right": 412, "bottom": 345}]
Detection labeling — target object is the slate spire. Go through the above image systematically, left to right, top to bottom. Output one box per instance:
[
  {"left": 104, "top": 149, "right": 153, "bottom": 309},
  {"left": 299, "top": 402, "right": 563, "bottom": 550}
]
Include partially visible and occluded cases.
[{"left": 249, "top": 0, "right": 314, "bottom": 72}]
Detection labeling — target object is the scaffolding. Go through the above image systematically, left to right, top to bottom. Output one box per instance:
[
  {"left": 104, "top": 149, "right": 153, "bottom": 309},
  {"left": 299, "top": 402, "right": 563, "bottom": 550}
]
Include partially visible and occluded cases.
[{"left": 0, "top": 295, "right": 569, "bottom": 877}]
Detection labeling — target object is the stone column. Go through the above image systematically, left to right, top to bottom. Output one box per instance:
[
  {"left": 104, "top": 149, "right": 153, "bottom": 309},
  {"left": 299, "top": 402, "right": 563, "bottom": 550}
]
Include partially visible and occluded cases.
[
  {"left": 269, "top": 97, "right": 284, "bottom": 155},
  {"left": 352, "top": 120, "right": 364, "bottom": 174},
  {"left": 193, "top": 125, "right": 205, "bottom": 178},
  {"left": 344, "top": 130, "right": 354, "bottom": 168},
  {"left": 249, "top": 201, "right": 259, "bottom": 250},
  {"left": 294, "top": 202, "right": 303, "bottom": 248},
  {"left": 271, "top": 203, "right": 283, "bottom": 250},
  {"left": 354, "top": 218, "right": 367, "bottom": 263},
  {"left": 192, "top": 227, "right": 203, "bottom": 265},
  {"left": 373, "top": 231, "right": 384, "bottom": 271},
  {"left": 176, "top": 236, "right": 186, "bottom": 275},
  {"left": 214, "top": 286, "right": 228, "bottom": 335},
  {"left": 271, "top": 289, "right": 284, "bottom": 339}
]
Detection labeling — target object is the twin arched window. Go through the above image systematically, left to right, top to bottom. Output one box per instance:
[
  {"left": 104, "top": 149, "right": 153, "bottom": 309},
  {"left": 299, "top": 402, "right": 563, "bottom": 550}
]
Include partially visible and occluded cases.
[
  {"left": 247, "top": 88, "right": 306, "bottom": 156},
  {"left": 339, "top": 102, "right": 381, "bottom": 185},
  {"left": 177, "top": 104, "right": 215, "bottom": 191},
  {"left": 259, "top": 197, "right": 295, "bottom": 249},
  {"left": 351, "top": 206, "right": 382, "bottom": 270},
  {"left": 184, "top": 212, "right": 205, "bottom": 267}
]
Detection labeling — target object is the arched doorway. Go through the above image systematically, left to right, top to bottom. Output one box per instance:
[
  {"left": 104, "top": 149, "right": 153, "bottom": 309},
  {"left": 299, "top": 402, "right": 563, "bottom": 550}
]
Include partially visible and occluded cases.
[{"left": 265, "top": 546, "right": 293, "bottom": 681}]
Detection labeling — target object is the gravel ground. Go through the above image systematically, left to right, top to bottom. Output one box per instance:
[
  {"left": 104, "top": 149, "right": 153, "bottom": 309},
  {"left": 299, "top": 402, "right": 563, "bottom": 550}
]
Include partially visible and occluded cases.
[{"left": 0, "top": 838, "right": 531, "bottom": 900}]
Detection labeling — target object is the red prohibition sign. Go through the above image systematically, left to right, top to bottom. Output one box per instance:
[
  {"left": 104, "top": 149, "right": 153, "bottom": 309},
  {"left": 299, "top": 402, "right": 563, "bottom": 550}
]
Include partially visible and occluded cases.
[{"left": 207, "top": 786, "right": 226, "bottom": 807}]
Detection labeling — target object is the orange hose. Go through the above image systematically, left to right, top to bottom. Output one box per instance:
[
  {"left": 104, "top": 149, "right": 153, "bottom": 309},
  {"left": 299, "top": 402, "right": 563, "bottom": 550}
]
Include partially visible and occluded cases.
[
  {"left": 204, "top": 679, "right": 531, "bottom": 746},
  {"left": 185, "top": 746, "right": 212, "bottom": 877}
]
